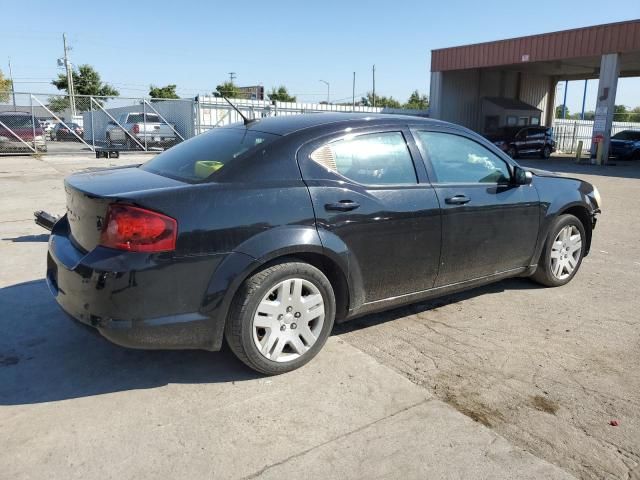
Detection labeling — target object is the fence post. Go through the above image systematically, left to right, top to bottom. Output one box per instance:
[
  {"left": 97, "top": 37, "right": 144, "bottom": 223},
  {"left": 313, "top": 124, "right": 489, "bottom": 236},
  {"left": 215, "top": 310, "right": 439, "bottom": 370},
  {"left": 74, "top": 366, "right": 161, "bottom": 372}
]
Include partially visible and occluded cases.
[
  {"left": 30, "top": 95, "right": 37, "bottom": 153},
  {"left": 90, "top": 96, "right": 95, "bottom": 151},
  {"left": 143, "top": 99, "right": 148, "bottom": 151},
  {"left": 571, "top": 121, "right": 577, "bottom": 154}
]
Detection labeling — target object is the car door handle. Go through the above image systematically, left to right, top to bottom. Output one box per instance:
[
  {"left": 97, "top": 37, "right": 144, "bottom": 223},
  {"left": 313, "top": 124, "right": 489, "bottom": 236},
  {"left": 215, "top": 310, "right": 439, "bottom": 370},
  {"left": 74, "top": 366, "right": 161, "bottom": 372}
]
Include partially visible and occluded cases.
[
  {"left": 445, "top": 195, "right": 470, "bottom": 205},
  {"left": 325, "top": 200, "right": 360, "bottom": 212}
]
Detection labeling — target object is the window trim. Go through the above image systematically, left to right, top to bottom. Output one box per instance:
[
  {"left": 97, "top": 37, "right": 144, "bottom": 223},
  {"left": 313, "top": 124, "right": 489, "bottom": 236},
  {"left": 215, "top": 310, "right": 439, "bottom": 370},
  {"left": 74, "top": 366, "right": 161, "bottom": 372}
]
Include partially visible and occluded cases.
[
  {"left": 306, "top": 129, "right": 421, "bottom": 188},
  {"left": 411, "top": 129, "right": 514, "bottom": 186}
]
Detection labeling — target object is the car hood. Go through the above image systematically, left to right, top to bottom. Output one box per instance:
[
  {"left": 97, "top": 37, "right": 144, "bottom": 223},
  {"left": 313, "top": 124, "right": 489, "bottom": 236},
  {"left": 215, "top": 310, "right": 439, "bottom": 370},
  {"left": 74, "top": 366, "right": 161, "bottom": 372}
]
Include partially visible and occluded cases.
[{"left": 526, "top": 167, "right": 563, "bottom": 178}]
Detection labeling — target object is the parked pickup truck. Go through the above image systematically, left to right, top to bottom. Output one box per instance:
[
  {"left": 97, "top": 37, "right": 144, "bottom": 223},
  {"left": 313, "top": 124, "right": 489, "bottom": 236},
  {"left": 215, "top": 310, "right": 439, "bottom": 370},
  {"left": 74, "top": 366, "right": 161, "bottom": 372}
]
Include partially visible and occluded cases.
[{"left": 105, "top": 112, "right": 177, "bottom": 149}]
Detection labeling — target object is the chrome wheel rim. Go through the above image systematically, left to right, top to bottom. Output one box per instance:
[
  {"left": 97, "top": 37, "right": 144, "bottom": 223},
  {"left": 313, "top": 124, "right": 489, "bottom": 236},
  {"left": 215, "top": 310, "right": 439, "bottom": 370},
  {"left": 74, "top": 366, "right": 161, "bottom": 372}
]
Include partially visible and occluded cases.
[
  {"left": 550, "top": 225, "right": 582, "bottom": 280},
  {"left": 252, "top": 278, "right": 325, "bottom": 363}
]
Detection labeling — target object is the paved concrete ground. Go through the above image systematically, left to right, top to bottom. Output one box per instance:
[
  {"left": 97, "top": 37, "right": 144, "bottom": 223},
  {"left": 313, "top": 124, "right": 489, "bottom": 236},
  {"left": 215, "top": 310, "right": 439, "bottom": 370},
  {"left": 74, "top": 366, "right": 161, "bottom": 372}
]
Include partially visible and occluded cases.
[{"left": 0, "top": 152, "right": 637, "bottom": 479}]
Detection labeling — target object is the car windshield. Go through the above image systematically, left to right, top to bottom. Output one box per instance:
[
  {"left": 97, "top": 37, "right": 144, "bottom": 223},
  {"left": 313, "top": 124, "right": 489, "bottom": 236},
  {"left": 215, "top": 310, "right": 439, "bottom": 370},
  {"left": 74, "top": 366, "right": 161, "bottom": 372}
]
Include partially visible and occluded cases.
[
  {"left": 128, "top": 113, "right": 162, "bottom": 123},
  {"left": 0, "top": 115, "right": 33, "bottom": 128},
  {"left": 140, "top": 128, "right": 278, "bottom": 183},
  {"left": 612, "top": 130, "right": 640, "bottom": 141}
]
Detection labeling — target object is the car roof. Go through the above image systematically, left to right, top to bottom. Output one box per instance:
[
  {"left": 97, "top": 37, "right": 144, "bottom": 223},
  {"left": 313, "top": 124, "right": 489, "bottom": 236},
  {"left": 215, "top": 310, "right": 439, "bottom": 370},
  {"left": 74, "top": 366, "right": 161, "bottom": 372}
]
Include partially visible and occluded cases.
[{"left": 222, "top": 112, "right": 445, "bottom": 136}]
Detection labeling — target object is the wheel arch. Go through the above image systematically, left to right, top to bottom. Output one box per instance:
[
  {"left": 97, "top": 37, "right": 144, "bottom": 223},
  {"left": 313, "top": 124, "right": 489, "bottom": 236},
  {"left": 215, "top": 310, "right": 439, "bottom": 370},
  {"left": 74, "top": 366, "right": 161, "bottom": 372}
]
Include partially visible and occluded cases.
[{"left": 558, "top": 204, "right": 592, "bottom": 255}]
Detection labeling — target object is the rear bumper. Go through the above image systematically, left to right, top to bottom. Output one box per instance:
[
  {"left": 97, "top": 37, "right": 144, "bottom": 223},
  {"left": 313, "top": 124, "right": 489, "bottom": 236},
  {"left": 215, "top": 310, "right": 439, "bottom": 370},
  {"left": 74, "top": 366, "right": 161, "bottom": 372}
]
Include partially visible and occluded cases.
[{"left": 47, "top": 216, "right": 225, "bottom": 350}]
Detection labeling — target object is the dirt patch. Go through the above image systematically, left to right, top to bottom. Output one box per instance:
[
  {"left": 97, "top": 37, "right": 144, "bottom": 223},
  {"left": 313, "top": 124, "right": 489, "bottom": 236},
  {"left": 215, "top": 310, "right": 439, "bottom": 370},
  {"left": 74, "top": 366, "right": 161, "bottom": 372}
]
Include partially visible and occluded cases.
[
  {"left": 442, "top": 392, "right": 503, "bottom": 428},
  {"left": 531, "top": 395, "right": 559, "bottom": 415}
]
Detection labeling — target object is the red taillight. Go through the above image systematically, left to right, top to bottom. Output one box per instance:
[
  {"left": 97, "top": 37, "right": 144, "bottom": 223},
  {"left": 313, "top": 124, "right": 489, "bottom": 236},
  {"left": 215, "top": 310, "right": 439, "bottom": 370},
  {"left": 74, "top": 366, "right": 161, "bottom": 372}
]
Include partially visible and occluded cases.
[
  {"left": 131, "top": 124, "right": 140, "bottom": 134},
  {"left": 100, "top": 204, "right": 177, "bottom": 252}
]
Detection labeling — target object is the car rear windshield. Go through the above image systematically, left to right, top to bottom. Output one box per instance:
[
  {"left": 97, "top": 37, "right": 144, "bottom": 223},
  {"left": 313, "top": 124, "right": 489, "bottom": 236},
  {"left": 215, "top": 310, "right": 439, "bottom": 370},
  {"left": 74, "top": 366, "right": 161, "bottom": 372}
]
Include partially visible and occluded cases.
[
  {"left": 128, "top": 113, "right": 162, "bottom": 124},
  {"left": 0, "top": 115, "right": 33, "bottom": 128},
  {"left": 140, "top": 128, "right": 278, "bottom": 183},
  {"left": 612, "top": 130, "right": 640, "bottom": 141}
]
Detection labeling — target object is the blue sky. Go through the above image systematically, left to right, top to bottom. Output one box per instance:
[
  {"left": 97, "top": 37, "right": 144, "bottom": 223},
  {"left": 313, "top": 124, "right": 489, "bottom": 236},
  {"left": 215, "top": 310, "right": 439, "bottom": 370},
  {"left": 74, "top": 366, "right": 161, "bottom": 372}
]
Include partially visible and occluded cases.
[{"left": 2, "top": 0, "right": 639, "bottom": 112}]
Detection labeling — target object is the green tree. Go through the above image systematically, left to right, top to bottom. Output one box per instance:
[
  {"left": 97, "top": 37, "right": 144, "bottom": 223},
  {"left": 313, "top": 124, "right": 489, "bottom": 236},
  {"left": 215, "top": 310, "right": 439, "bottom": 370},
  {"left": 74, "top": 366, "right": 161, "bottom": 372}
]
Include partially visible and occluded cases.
[
  {"left": 50, "top": 64, "right": 119, "bottom": 112},
  {"left": 0, "top": 69, "right": 12, "bottom": 102},
  {"left": 214, "top": 81, "right": 242, "bottom": 99},
  {"left": 149, "top": 84, "right": 179, "bottom": 99},
  {"left": 267, "top": 86, "right": 296, "bottom": 102},
  {"left": 403, "top": 90, "right": 429, "bottom": 110},
  {"left": 361, "top": 92, "right": 401, "bottom": 108},
  {"left": 555, "top": 104, "right": 570, "bottom": 118},
  {"left": 614, "top": 104, "right": 630, "bottom": 121},
  {"left": 629, "top": 106, "right": 640, "bottom": 123},
  {"left": 583, "top": 111, "right": 595, "bottom": 121}
]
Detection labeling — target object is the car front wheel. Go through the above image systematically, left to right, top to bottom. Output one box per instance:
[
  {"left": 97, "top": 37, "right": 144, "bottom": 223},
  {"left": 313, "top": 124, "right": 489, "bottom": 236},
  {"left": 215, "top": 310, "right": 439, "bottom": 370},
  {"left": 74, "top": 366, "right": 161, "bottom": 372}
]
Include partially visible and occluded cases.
[
  {"left": 541, "top": 145, "right": 552, "bottom": 159},
  {"left": 507, "top": 146, "right": 517, "bottom": 158},
  {"left": 531, "top": 214, "right": 586, "bottom": 287},
  {"left": 225, "top": 261, "right": 336, "bottom": 375}
]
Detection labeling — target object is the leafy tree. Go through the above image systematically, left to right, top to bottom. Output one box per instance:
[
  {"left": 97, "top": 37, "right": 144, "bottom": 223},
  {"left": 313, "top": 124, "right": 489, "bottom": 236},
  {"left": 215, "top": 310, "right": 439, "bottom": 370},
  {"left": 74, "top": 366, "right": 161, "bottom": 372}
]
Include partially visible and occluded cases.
[
  {"left": 50, "top": 64, "right": 119, "bottom": 112},
  {"left": 0, "top": 69, "right": 12, "bottom": 102},
  {"left": 214, "top": 81, "right": 242, "bottom": 99},
  {"left": 149, "top": 84, "right": 179, "bottom": 99},
  {"left": 267, "top": 86, "right": 296, "bottom": 102},
  {"left": 403, "top": 90, "right": 429, "bottom": 110},
  {"left": 361, "top": 92, "right": 401, "bottom": 108},
  {"left": 555, "top": 104, "right": 570, "bottom": 118},
  {"left": 614, "top": 104, "right": 630, "bottom": 121},
  {"left": 629, "top": 107, "right": 640, "bottom": 123},
  {"left": 583, "top": 111, "right": 595, "bottom": 121}
]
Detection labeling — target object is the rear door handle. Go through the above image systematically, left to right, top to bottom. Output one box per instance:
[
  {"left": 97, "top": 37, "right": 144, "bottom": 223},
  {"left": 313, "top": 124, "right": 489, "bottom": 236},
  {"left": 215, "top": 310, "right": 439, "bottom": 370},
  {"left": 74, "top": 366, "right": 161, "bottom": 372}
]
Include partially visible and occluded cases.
[
  {"left": 445, "top": 195, "right": 470, "bottom": 205},
  {"left": 325, "top": 200, "right": 360, "bottom": 212}
]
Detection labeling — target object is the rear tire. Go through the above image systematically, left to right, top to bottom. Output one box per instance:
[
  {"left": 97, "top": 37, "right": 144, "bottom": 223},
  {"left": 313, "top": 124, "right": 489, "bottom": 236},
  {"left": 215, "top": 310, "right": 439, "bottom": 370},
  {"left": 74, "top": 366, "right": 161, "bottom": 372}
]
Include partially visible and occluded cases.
[
  {"left": 531, "top": 214, "right": 586, "bottom": 287},
  {"left": 225, "top": 261, "right": 336, "bottom": 375}
]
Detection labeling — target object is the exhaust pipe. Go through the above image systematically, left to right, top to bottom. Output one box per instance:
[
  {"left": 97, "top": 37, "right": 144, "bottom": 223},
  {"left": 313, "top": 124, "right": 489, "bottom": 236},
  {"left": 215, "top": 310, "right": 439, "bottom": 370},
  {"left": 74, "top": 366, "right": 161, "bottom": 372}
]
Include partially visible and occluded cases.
[{"left": 34, "top": 210, "right": 59, "bottom": 232}]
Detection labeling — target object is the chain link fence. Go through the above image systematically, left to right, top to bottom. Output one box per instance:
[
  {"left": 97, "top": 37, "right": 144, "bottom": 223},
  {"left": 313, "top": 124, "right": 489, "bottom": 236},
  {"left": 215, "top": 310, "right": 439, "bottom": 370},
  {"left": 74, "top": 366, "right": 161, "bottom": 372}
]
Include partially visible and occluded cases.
[{"left": 0, "top": 92, "right": 429, "bottom": 156}]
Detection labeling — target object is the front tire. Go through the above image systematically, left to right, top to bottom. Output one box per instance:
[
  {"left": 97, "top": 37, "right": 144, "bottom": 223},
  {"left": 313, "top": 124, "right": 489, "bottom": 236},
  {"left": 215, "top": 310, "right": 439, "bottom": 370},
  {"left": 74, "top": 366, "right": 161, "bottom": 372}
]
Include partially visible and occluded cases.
[
  {"left": 541, "top": 145, "right": 552, "bottom": 159},
  {"left": 507, "top": 146, "right": 517, "bottom": 158},
  {"left": 531, "top": 214, "right": 586, "bottom": 287},
  {"left": 225, "top": 261, "right": 336, "bottom": 375}
]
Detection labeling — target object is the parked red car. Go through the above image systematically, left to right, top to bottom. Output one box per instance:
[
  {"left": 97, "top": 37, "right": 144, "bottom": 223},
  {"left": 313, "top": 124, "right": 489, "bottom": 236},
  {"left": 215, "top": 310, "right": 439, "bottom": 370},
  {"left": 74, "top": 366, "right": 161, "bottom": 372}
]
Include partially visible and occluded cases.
[{"left": 0, "top": 112, "right": 47, "bottom": 152}]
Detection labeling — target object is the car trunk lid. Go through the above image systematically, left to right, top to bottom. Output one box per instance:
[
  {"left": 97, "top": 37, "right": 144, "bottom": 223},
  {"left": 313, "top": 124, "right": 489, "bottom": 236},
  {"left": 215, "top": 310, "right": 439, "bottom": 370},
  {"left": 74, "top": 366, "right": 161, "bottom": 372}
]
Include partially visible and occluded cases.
[{"left": 64, "top": 166, "right": 185, "bottom": 251}]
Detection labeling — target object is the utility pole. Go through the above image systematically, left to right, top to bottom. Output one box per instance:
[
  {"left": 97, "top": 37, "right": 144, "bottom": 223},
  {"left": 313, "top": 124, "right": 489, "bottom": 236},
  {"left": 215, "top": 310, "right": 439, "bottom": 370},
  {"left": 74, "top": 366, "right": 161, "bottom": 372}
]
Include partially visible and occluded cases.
[
  {"left": 62, "top": 33, "right": 76, "bottom": 117},
  {"left": 7, "top": 57, "right": 16, "bottom": 109},
  {"left": 372, "top": 65, "right": 376, "bottom": 108},
  {"left": 228, "top": 72, "right": 236, "bottom": 83},
  {"left": 352, "top": 72, "right": 356, "bottom": 110},
  {"left": 319, "top": 80, "right": 330, "bottom": 103}
]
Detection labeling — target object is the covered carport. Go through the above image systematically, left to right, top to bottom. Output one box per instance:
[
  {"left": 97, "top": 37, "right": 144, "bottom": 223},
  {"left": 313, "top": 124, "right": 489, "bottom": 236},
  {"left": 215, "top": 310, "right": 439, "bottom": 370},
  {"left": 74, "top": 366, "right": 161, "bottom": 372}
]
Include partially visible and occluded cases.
[{"left": 429, "top": 19, "right": 640, "bottom": 163}]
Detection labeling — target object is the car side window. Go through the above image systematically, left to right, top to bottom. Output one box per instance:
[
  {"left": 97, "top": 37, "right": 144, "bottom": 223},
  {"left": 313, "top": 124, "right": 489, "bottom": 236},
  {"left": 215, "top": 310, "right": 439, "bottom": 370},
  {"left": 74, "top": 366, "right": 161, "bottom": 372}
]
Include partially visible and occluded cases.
[
  {"left": 310, "top": 131, "right": 417, "bottom": 185},
  {"left": 414, "top": 131, "right": 511, "bottom": 184}
]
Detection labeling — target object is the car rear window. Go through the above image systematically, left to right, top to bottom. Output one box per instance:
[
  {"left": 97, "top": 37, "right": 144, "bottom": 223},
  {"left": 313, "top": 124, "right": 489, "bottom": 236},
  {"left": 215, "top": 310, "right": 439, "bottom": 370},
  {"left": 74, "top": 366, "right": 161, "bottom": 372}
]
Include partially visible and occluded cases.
[
  {"left": 128, "top": 113, "right": 162, "bottom": 123},
  {"left": 0, "top": 115, "right": 33, "bottom": 128},
  {"left": 140, "top": 128, "right": 278, "bottom": 183}
]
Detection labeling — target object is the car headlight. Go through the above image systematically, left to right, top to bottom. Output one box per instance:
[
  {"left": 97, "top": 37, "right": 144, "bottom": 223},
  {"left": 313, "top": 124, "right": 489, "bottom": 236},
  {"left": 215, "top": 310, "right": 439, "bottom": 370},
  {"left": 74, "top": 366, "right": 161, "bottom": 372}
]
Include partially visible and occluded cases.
[{"left": 592, "top": 186, "right": 602, "bottom": 209}]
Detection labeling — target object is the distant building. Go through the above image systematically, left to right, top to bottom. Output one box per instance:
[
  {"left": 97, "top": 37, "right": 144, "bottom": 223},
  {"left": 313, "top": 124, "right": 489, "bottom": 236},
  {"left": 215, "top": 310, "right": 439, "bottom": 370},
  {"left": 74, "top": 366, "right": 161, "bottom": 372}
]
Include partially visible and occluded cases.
[{"left": 238, "top": 85, "right": 264, "bottom": 100}]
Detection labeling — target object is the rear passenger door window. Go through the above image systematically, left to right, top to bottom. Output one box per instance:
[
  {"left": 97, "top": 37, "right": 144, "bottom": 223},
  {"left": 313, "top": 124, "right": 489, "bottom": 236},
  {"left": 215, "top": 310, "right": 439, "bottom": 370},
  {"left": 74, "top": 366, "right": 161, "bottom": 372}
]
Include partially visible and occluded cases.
[
  {"left": 310, "top": 131, "right": 417, "bottom": 185},
  {"left": 413, "top": 131, "right": 511, "bottom": 184}
]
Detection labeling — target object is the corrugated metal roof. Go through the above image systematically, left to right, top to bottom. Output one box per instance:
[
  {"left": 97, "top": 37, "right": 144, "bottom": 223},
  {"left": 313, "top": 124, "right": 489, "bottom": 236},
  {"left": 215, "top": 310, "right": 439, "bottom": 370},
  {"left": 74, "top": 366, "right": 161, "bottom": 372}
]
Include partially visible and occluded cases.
[{"left": 432, "top": 20, "right": 640, "bottom": 72}]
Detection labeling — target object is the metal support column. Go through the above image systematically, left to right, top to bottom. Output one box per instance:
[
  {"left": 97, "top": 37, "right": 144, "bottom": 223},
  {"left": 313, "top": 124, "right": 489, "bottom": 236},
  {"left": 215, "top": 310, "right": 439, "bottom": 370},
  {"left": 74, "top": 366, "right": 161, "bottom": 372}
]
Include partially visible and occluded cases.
[{"left": 590, "top": 53, "right": 620, "bottom": 164}]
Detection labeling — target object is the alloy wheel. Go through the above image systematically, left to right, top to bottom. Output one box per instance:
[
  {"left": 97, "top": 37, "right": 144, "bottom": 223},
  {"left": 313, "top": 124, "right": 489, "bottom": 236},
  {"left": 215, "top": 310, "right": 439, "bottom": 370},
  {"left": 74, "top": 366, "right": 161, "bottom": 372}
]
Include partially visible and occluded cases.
[
  {"left": 550, "top": 225, "right": 582, "bottom": 280},
  {"left": 252, "top": 278, "right": 325, "bottom": 362}
]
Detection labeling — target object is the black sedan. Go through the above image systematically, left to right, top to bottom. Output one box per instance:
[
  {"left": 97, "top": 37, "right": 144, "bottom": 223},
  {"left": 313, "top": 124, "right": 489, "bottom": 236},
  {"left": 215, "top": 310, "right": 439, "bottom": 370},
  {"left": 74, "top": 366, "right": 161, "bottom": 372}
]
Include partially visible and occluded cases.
[
  {"left": 47, "top": 114, "right": 601, "bottom": 374},
  {"left": 52, "top": 122, "right": 83, "bottom": 141},
  {"left": 486, "top": 126, "right": 556, "bottom": 159},
  {"left": 609, "top": 130, "right": 640, "bottom": 160}
]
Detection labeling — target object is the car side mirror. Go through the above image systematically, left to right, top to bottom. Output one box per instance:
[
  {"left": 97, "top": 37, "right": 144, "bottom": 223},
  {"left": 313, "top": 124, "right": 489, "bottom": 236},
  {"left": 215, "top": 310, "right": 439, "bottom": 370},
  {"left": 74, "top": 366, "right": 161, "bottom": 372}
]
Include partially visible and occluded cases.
[{"left": 514, "top": 166, "right": 533, "bottom": 185}]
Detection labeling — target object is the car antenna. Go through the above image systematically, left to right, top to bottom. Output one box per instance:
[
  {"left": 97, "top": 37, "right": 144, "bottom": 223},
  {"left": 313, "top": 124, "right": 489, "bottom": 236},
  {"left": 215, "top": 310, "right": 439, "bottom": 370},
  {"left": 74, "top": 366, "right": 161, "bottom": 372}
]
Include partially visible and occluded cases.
[{"left": 219, "top": 94, "right": 256, "bottom": 126}]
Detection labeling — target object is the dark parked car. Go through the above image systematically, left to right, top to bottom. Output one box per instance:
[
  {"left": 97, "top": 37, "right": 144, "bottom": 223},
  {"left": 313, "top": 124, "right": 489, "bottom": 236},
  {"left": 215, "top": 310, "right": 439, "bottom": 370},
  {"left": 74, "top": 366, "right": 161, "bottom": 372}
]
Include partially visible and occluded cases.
[
  {"left": 0, "top": 111, "right": 47, "bottom": 152},
  {"left": 47, "top": 114, "right": 601, "bottom": 374},
  {"left": 52, "top": 122, "right": 84, "bottom": 141},
  {"left": 486, "top": 126, "right": 556, "bottom": 159},
  {"left": 609, "top": 130, "right": 640, "bottom": 160}
]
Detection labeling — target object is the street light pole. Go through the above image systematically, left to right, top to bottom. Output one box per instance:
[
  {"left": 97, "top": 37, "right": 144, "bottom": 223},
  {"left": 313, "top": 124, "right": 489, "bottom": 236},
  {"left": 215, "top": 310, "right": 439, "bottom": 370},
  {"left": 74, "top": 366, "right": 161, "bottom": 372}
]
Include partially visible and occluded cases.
[
  {"left": 62, "top": 33, "right": 76, "bottom": 117},
  {"left": 7, "top": 57, "right": 16, "bottom": 109},
  {"left": 352, "top": 72, "right": 356, "bottom": 110},
  {"left": 319, "top": 80, "right": 330, "bottom": 103}
]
